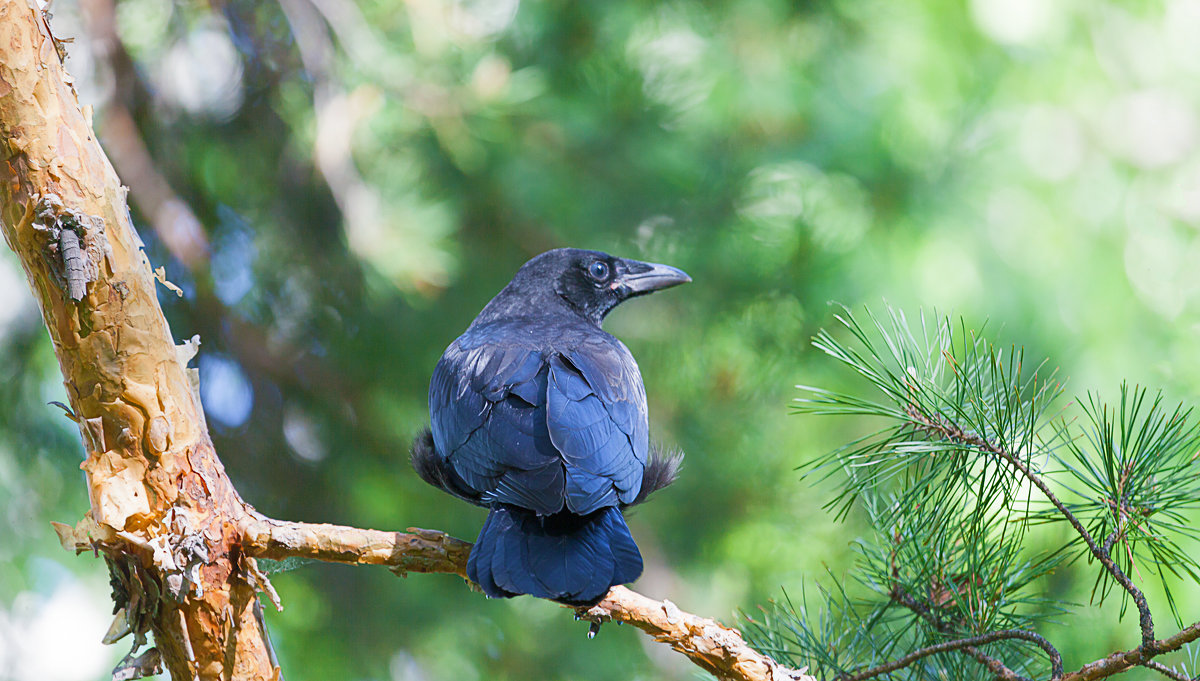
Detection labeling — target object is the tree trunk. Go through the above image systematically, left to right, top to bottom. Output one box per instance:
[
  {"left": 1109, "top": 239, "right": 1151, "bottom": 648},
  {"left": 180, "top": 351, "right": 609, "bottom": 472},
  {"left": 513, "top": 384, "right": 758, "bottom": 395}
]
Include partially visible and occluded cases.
[{"left": 0, "top": 1, "right": 275, "bottom": 678}]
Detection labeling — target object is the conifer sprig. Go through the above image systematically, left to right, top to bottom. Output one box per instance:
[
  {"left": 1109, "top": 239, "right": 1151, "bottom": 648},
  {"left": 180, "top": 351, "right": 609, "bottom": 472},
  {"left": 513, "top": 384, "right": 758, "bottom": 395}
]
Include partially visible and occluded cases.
[{"left": 745, "top": 306, "right": 1200, "bottom": 681}]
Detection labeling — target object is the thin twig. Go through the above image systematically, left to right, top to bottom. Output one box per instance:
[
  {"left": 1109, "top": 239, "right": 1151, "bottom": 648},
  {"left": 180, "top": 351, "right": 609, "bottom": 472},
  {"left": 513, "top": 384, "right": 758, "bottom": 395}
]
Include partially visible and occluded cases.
[
  {"left": 908, "top": 407, "right": 1156, "bottom": 650},
  {"left": 1102, "top": 530, "right": 1119, "bottom": 555},
  {"left": 890, "top": 585, "right": 1061, "bottom": 680},
  {"left": 892, "top": 586, "right": 1019, "bottom": 679},
  {"left": 252, "top": 600, "right": 285, "bottom": 681},
  {"left": 840, "top": 631, "right": 1049, "bottom": 681},
  {"left": 963, "top": 646, "right": 1033, "bottom": 681},
  {"left": 1142, "top": 659, "right": 1194, "bottom": 681}
]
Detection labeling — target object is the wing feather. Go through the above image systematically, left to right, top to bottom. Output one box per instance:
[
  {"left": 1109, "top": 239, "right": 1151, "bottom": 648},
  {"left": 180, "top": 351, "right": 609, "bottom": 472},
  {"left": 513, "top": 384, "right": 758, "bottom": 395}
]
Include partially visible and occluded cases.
[
  {"left": 431, "top": 323, "right": 649, "bottom": 516},
  {"left": 548, "top": 345, "right": 647, "bottom": 511}
]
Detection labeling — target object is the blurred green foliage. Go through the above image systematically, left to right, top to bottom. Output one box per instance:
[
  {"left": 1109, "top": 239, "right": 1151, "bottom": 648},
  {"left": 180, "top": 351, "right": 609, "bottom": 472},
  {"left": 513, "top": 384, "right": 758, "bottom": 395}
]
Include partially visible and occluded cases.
[{"left": 3, "top": 0, "right": 1200, "bottom": 679}]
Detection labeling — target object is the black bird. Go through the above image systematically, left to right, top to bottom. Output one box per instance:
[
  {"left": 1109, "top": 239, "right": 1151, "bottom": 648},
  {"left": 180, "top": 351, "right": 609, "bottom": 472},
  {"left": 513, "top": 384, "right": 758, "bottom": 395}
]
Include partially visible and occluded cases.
[{"left": 412, "top": 248, "right": 689, "bottom": 605}]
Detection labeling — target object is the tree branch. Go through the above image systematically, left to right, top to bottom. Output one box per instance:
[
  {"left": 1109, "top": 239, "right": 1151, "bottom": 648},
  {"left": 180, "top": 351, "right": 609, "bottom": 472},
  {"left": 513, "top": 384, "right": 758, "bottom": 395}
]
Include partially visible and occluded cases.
[
  {"left": 0, "top": 1, "right": 277, "bottom": 677},
  {"left": 907, "top": 406, "right": 1157, "bottom": 650},
  {"left": 236, "top": 511, "right": 813, "bottom": 681},
  {"left": 238, "top": 514, "right": 471, "bottom": 578},
  {"left": 890, "top": 585, "right": 1061, "bottom": 680},
  {"left": 583, "top": 587, "right": 812, "bottom": 681},
  {"left": 1060, "top": 621, "right": 1200, "bottom": 681},
  {"left": 841, "top": 631, "right": 1049, "bottom": 681},
  {"left": 1141, "top": 659, "right": 1194, "bottom": 681}
]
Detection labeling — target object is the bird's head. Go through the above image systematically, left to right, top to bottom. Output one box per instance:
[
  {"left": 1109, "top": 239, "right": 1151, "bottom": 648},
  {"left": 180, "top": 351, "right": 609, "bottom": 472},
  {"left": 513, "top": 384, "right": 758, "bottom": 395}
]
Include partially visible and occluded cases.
[{"left": 499, "top": 248, "right": 690, "bottom": 326}]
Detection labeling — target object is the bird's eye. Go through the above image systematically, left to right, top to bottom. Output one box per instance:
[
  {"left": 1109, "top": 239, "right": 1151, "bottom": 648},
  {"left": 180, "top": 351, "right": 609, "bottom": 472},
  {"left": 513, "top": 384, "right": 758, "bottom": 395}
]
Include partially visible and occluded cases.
[{"left": 588, "top": 260, "right": 610, "bottom": 281}]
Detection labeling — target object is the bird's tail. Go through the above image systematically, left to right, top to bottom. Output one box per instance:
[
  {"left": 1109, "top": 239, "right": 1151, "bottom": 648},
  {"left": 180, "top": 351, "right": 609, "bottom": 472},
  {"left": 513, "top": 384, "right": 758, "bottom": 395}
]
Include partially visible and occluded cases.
[{"left": 468, "top": 504, "right": 643, "bottom": 606}]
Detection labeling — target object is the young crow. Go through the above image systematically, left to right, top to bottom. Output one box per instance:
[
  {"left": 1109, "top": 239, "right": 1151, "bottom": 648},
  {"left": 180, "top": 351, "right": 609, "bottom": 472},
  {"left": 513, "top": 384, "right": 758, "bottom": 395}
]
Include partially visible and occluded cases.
[{"left": 412, "top": 248, "right": 688, "bottom": 605}]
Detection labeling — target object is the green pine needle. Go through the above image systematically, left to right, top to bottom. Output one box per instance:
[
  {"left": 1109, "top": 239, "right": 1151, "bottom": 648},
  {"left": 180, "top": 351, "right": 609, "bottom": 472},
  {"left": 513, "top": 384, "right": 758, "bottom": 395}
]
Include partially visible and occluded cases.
[{"left": 748, "top": 305, "right": 1200, "bottom": 678}]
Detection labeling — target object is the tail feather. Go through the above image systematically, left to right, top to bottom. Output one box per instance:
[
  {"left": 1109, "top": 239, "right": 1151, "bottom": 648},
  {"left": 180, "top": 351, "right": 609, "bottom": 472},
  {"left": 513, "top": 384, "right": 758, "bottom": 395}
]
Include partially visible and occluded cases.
[
  {"left": 628, "top": 445, "right": 683, "bottom": 507},
  {"left": 468, "top": 505, "right": 643, "bottom": 606},
  {"left": 467, "top": 510, "right": 504, "bottom": 596},
  {"left": 485, "top": 510, "right": 528, "bottom": 597}
]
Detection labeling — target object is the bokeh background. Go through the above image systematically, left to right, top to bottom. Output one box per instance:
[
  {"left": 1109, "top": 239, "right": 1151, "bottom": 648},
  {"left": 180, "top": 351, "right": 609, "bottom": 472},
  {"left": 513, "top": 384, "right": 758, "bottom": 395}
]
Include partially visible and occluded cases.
[{"left": 3, "top": 0, "right": 1200, "bottom": 679}]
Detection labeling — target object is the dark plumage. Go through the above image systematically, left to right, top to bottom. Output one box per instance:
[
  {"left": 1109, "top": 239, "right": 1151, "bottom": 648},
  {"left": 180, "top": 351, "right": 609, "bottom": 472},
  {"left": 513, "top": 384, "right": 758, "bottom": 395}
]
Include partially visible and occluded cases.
[{"left": 412, "top": 248, "right": 689, "bottom": 605}]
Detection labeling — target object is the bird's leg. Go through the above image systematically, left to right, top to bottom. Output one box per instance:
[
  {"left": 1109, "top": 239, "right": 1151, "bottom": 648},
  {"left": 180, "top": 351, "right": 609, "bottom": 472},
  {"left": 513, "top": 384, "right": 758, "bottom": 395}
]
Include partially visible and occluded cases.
[{"left": 575, "top": 600, "right": 613, "bottom": 638}]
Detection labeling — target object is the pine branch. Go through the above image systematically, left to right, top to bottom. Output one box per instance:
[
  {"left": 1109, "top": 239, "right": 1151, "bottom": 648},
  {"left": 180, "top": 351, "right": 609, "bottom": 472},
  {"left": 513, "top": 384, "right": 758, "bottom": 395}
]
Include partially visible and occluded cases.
[
  {"left": 780, "top": 308, "right": 1200, "bottom": 681},
  {"left": 1050, "top": 388, "right": 1200, "bottom": 624},
  {"left": 905, "top": 406, "right": 1156, "bottom": 650},
  {"left": 889, "top": 585, "right": 1062, "bottom": 680},
  {"left": 1060, "top": 620, "right": 1200, "bottom": 681},
  {"left": 841, "top": 630, "right": 1050, "bottom": 681},
  {"left": 1141, "top": 659, "right": 1193, "bottom": 681}
]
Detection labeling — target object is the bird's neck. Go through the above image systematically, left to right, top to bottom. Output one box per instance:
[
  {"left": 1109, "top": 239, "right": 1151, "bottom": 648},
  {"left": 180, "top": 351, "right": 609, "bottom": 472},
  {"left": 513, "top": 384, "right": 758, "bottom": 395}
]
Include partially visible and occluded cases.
[{"left": 473, "top": 283, "right": 602, "bottom": 329}]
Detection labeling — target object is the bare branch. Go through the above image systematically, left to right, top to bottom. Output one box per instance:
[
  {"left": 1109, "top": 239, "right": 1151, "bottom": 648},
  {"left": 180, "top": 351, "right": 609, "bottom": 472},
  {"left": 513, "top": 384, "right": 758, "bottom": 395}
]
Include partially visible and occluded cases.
[
  {"left": 0, "top": 2, "right": 277, "bottom": 676},
  {"left": 237, "top": 510, "right": 812, "bottom": 681},
  {"left": 239, "top": 514, "right": 471, "bottom": 578},
  {"left": 583, "top": 587, "right": 812, "bottom": 681}
]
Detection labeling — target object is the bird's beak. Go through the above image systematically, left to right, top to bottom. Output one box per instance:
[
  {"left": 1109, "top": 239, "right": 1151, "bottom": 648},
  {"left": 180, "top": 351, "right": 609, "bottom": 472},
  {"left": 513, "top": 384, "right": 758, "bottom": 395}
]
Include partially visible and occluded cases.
[{"left": 617, "top": 259, "right": 692, "bottom": 295}]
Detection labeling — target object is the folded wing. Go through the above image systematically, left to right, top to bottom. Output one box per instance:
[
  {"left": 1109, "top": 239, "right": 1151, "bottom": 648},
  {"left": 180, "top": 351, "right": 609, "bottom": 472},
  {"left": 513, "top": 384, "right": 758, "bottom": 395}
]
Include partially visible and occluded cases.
[{"left": 429, "top": 325, "right": 648, "bottom": 517}]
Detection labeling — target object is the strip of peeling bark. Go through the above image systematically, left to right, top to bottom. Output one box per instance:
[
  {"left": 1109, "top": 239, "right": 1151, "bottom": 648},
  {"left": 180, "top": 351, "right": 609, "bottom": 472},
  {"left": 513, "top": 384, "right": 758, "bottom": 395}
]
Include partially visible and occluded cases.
[{"left": 0, "top": 4, "right": 812, "bottom": 681}]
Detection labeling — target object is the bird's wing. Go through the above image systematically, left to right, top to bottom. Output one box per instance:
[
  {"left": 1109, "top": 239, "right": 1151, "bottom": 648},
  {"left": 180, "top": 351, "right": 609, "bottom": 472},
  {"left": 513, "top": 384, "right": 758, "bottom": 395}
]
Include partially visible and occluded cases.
[
  {"left": 432, "top": 329, "right": 650, "bottom": 516},
  {"left": 547, "top": 336, "right": 648, "bottom": 512},
  {"left": 430, "top": 337, "right": 566, "bottom": 514}
]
